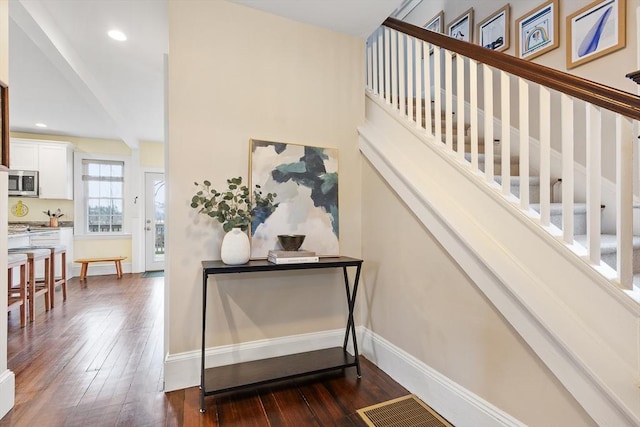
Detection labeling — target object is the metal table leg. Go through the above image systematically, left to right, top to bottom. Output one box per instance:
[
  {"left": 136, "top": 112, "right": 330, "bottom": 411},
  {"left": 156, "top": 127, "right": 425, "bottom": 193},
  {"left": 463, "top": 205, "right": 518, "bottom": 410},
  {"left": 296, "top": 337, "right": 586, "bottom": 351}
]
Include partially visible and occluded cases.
[{"left": 342, "top": 264, "right": 362, "bottom": 377}]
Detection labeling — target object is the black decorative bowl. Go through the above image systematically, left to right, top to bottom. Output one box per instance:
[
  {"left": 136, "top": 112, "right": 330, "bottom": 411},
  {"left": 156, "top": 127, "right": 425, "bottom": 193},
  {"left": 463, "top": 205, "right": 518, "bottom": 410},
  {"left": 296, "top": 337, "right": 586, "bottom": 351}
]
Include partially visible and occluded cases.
[{"left": 277, "top": 234, "right": 306, "bottom": 251}]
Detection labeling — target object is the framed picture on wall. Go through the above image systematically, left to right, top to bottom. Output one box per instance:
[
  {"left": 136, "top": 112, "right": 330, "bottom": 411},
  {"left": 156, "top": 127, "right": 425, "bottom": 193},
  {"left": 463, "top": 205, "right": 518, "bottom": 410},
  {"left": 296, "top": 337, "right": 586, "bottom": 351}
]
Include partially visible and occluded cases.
[
  {"left": 515, "top": 0, "right": 559, "bottom": 60},
  {"left": 566, "top": 0, "right": 625, "bottom": 69},
  {"left": 477, "top": 4, "right": 510, "bottom": 52},
  {"left": 447, "top": 8, "right": 474, "bottom": 42},
  {"left": 424, "top": 10, "right": 444, "bottom": 33},
  {"left": 0, "top": 80, "right": 8, "bottom": 169},
  {"left": 249, "top": 139, "right": 339, "bottom": 259}
]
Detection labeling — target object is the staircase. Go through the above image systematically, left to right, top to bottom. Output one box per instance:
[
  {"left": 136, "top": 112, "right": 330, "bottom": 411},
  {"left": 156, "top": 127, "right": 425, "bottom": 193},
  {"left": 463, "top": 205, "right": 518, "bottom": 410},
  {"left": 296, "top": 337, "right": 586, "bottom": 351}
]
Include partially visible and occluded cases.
[
  {"left": 361, "top": 18, "right": 640, "bottom": 427},
  {"left": 439, "top": 102, "right": 640, "bottom": 277}
]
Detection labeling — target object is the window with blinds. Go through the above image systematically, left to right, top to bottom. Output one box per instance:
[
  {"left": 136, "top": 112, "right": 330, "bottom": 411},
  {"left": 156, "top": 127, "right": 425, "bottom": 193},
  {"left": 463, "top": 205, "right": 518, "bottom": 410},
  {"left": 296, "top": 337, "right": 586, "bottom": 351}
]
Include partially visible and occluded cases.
[{"left": 82, "top": 159, "right": 124, "bottom": 233}]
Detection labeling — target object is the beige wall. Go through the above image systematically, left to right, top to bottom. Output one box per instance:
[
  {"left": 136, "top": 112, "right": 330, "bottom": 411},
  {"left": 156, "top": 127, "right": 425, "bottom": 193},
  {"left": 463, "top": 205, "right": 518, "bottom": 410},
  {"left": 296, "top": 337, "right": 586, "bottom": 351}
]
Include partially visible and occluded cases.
[
  {"left": 406, "top": 0, "right": 639, "bottom": 94},
  {"left": 167, "top": 1, "right": 363, "bottom": 354},
  {"left": 140, "top": 141, "right": 164, "bottom": 169},
  {"left": 361, "top": 160, "right": 596, "bottom": 426},
  {"left": 7, "top": 197, "right": 73, "bottom": 223}
]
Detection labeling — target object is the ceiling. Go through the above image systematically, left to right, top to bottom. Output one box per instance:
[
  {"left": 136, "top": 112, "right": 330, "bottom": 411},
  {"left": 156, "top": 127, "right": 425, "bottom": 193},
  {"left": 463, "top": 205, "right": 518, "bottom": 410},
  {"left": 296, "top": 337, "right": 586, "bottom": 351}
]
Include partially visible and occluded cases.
[
  {"left": 9, "top": 0, "right": 402, "bottom": 148},
  {"left": 9, "top": 0, "right": 168, "bottom": 148}
]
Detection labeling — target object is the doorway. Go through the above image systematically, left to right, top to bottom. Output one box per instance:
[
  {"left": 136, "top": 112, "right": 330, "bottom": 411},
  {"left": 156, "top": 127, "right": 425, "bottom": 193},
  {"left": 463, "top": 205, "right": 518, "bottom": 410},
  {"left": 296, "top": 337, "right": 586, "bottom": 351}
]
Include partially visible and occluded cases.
[{"left": 145, "top": 172, "right": 165, "bottom": 272}]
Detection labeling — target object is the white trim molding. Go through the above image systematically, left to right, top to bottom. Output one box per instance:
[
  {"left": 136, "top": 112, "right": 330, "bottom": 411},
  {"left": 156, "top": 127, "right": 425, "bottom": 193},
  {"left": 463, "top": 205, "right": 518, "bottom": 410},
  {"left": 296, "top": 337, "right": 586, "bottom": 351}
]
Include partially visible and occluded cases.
[
  {"left": 73, "top": 152, "right": 133, "bottom": 237},
  {"left": 163, "top": 327, "right": 521, "bottom": 426},
  {"left": 164, "top": 328, "right": 351, "bottom": 392},
  {"left": 360, "top": 328, "right": 525, "bottom": 427},
  {"left": 0, "top": 369, "right": 15, "bottom": 419}
]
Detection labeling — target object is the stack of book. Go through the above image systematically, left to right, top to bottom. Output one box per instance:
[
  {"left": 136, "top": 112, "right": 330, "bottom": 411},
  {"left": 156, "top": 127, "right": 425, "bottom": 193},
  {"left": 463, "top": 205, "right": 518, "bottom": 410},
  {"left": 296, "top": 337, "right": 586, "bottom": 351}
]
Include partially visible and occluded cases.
[{"left": 267, "top": 250, "right": 319, "bottom": 264}]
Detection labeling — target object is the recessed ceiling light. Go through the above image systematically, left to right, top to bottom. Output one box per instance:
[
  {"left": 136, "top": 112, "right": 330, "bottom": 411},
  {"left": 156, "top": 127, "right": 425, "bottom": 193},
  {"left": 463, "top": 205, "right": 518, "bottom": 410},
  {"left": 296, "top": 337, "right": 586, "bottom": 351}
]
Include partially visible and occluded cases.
[
  {"left": 108, "top": 29, "right": 127, "bottom": 41},
  {"left": 35, "top": 123, "right": 47, "bottom": 128}
]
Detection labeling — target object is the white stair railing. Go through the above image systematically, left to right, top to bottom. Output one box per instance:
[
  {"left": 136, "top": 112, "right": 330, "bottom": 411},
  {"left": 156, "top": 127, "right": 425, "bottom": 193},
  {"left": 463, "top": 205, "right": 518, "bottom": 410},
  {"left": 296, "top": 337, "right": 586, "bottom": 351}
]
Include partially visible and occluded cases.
[{"left": 366, "top": 19, "right": 640, "bottom": 292}]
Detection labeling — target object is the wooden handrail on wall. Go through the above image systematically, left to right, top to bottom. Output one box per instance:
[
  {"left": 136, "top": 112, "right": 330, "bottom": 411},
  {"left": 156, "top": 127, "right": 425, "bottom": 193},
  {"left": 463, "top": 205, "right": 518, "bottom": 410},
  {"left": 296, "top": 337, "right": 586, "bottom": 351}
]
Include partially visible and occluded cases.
[{"left": 383, "top": 17, "right": 640, "bottom": 121}]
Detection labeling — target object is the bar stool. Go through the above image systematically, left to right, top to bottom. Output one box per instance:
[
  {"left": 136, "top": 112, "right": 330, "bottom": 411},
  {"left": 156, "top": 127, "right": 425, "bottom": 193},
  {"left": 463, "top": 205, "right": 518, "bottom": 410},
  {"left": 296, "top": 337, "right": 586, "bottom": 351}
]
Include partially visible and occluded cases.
[
  {"left": 24, "top": 245, "right": 67, "bottom": 308},
  {"left": 8, "top": 247, "right": 51, "bottom": 322},
  {"left": 7, "top": 253, "right": 28, "bottom": 327}
]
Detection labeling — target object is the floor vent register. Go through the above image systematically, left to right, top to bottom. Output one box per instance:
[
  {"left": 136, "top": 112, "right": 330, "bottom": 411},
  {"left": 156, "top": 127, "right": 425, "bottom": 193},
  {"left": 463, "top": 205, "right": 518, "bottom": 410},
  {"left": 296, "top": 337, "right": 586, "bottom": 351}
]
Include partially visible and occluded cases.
[{"left": 357, "top": 394, "right": 453, "bottom": 427}]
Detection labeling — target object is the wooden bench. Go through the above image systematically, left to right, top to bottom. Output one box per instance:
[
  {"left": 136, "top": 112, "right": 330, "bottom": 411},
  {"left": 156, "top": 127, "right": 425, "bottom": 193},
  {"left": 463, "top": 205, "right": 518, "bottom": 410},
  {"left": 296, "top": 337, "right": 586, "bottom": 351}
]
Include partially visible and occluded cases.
[{"left": 74, "top": 257, "right": 126, "bottom": 280}]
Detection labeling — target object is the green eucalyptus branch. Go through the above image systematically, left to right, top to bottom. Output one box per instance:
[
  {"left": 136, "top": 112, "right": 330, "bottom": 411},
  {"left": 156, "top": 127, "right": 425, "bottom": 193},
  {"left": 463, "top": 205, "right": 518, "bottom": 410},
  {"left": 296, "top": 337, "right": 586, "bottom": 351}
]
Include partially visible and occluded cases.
[{"left": 191, "top": 177, "right": 278, "bottom": 233}]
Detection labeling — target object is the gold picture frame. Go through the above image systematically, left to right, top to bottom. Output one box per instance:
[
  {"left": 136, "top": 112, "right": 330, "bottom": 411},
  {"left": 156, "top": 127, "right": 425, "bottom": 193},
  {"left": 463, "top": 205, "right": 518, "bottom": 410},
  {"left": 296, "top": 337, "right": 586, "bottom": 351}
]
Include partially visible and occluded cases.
[
  {"left": 515, "top": 0, "right": 559, "bottom": 60},
  {"left": 566, "top": 0, "right": 626, "bottom": 69},
  {"left": 477, "top": 4, "right": 511, "bottom": 52},
  {"left": 447, "top": 8, "right": 474, "bottom": 43},
  {"left": 424, "top": 10, "right": 444, "bottom": 33}
]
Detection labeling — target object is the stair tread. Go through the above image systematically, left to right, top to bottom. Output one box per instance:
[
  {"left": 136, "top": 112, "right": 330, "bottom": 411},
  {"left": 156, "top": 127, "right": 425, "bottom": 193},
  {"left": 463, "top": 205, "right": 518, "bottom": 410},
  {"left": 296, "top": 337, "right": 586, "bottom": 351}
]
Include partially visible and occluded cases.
[
  {"left": 464, "top": 152, "right": 518, "bottom": 163},
  {"left": 494, "top": 176, "right": 541, "bottom": 185},
  {"left": 530, "top": 203, "right": 587, "bottom": 214},
  {"left": 574, "top": 234, "right": 640, "bottom": 253}
]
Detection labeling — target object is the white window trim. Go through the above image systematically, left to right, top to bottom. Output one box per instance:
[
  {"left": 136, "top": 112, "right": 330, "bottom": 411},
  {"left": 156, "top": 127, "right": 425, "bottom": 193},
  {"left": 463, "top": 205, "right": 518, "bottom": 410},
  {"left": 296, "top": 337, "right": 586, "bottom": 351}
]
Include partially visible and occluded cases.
[{"left": 74, "top": 152, "right": 132, "bottom": 238}]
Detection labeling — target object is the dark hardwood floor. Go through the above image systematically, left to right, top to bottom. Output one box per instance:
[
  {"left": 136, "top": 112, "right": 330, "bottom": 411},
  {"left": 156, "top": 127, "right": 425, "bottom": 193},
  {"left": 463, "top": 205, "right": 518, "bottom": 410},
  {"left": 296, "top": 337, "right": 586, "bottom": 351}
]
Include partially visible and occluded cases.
[{"left": 2, "top": 273, "right": 408, "bottom": 426}]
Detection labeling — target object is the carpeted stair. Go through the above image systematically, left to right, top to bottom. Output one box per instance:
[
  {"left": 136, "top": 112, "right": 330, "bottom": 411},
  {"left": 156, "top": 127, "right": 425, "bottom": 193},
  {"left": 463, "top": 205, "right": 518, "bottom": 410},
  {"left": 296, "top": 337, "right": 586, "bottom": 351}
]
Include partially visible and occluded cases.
[{"left": 422, "top": 96, "right": 640, "bottom": 279}]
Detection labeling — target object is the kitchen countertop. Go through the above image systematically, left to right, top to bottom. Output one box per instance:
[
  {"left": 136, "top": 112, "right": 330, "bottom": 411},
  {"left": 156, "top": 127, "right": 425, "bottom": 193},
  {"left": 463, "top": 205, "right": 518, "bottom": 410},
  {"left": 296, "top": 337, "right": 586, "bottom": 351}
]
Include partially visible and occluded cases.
[
  {"left": 8, "top": 222, "right": 73, "bottom": 237},
  {"left": 8, "top": 229, "right": 60, "bottom": 238}
]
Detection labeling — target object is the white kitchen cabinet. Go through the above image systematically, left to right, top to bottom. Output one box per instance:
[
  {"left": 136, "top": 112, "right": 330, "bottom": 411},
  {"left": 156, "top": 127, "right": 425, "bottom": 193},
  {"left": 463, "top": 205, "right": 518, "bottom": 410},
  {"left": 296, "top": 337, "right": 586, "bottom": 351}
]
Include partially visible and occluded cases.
[
  {"left": 10, "top": 139, "right": 74, "bottom": 200},
  {"left": 9, "top": 142, "right": 38, "bottom": 170},
  {"left": 38, "top": 143, "right": 74, "bottom": 199},
  {"left": 59, "top": 227, "right": 74, "bottom": 279},
  {"left": 27, "top": 228, "right": 74, "bottom": 280},
  {"left": 8, "top": 229, "right": 74, "bottom": 285},
  {"left": 7, "top": 235, "right": 31, "bottom": 287},
  {"left": 8, "top": 235, "right": 30, "bottom": 248}
]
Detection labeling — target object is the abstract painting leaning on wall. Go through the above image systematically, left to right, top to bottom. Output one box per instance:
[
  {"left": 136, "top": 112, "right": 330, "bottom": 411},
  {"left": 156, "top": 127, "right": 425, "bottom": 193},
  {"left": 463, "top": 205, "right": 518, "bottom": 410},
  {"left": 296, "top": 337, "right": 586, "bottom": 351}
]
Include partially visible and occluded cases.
[{"left": 249, "top": 139, "right": 339, "bottom": 258}]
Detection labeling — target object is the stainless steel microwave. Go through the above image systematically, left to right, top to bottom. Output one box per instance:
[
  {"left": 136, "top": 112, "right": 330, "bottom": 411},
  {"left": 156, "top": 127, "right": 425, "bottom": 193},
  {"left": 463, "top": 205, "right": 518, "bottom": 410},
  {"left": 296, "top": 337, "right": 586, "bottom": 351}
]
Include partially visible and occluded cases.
[{"left": 8, "top": 170, "right": 39, "bottom": 197}]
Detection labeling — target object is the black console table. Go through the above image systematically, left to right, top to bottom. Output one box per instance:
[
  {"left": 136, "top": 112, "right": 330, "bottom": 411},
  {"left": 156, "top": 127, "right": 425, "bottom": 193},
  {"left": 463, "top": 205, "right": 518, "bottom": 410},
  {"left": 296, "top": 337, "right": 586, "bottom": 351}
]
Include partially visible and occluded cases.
[{"left": 200, "top": 256, "right": 363, "bottom": 412}]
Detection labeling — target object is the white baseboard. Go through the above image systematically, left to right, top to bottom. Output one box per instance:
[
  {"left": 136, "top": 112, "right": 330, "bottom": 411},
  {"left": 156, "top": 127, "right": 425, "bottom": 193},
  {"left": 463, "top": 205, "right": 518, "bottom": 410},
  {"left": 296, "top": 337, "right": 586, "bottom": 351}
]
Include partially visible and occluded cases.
[
  {"left": 71, "top": 262, "right": 132, "bottom": 278},
  {"left": 164, "top": 326, "right": 521, "bottom": 427},
  {"left": 164, "top": 328, "right": 352, "bottom": 392},
  {"left": 360, "top": 328, "right": 525, "bottom": 427},
  {"left": 0, "top": 369, "right": 15, "bottom": 420}
]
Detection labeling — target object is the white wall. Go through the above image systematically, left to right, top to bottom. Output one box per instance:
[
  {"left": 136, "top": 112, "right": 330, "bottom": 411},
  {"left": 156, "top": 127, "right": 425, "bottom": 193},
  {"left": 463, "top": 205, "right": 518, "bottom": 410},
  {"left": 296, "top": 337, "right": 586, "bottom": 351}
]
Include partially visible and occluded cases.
[{"left": 166, "top": 1, "right": 363, "bottom": 356}]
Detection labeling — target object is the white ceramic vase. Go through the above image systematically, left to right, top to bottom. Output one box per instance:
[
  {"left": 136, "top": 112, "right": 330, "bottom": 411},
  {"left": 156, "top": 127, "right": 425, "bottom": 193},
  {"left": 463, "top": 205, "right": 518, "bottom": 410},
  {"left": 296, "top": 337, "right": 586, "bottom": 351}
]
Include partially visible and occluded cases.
[{"left": 220, "top": 228, "right": 250, "bottom": 265}]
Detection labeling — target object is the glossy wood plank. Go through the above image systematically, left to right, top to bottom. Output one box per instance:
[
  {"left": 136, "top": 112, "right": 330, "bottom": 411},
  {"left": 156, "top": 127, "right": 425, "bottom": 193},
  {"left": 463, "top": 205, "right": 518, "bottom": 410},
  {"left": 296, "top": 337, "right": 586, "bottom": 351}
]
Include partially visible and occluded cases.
[{"left": 2, "top": 273, "right": 408, "bottom": 426}]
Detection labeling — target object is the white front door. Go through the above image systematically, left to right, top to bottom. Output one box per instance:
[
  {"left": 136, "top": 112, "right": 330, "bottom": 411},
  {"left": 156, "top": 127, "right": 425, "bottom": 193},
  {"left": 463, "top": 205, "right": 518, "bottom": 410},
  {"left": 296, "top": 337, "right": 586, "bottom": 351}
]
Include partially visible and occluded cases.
[{"left": 145, "top": 172, "right": 165, "bottom": 271}]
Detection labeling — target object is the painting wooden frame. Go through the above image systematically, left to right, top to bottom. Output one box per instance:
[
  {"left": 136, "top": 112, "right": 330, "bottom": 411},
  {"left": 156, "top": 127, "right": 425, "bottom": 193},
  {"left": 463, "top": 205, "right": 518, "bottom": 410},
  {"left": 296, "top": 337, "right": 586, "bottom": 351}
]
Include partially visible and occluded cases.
[
  {"left": 515, "top": 0, "right": 559, "bottom": 60},
  {"left": 566, "top": 0, "right": 625, "bottom": 69},
  {"left": 477, "top": 4, "right": 510, "bottom": 52},
  {"left": 447, "top": 8, "right": 474, "bottom": 43},
  {"left": 424, "top": 10, "right": 444, "bottom": 33},
  {"left": 0, "top": 81, "right": 8, "bottom": 169},
  {"left": 249, "top": 139, "right": 339, "bottom": 259}
]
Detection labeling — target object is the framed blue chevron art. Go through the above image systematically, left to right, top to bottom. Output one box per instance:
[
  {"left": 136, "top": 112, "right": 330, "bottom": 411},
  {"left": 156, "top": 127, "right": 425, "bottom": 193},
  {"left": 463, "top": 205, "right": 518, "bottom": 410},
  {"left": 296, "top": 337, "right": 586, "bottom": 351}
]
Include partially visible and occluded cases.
[{"left": 567, "top": 0, "right": 626, "bottom": 69}]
